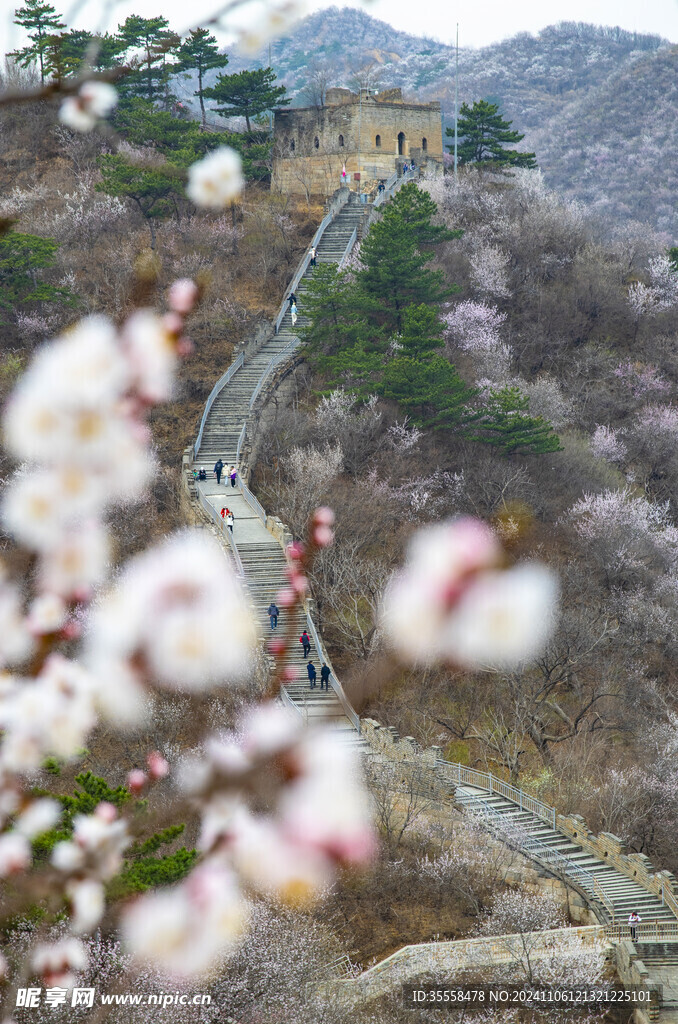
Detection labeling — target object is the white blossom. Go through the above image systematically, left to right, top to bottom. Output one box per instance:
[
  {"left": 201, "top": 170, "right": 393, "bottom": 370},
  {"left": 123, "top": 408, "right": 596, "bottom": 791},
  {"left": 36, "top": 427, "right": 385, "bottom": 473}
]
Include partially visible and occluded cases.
[
  {"left": 236, "top": 1, "right": 305, "bottom": 55},
  {"left": 59, "top": 81, "right": 118, "bottom": 132},
  {"left": 186, "top": 147, "right": 244, "bottom": 208},
  {"left": 121, "top": 309, "right": 179, "bottom": 403},
  {"left": 591, "top": 424, "right": 627, "bottom": 463},
  {"left": 381, "top": 517, "right": 558, "bottom": 669},
  {"left": 39, "top": 519, "right": 110, "bottom": 597},
  {"left": 86, "top": 531, "right": 256, "bottom": 695},
  {"left": 441, "top": 564, "right": 559, "bottom": 671},
  {"left": 0, "top": 581, "right": 34, "bottom": 667},
  {"left": 26, "top": 593, "right": 68, "bottom": 635},
  {"left": 0, "top": 656, "right": 96, "bottom": 772},
  {"left": 15, "top": 799, "right": 60, "bottom": 839},
  {"left": 52, "top": 805, "right": 129, "bottom": 882},
  {"left": 0, "top": 832, "right": 31, "bottom": 876},
  {"left": 122, "top": 860, "right": 247, "bottom": 977},
  {"left": 67, "top": 878, "right": 106, "bottom": 934},
  {"left": 32, "top": 937, "right": 88, "bottom": 988}
]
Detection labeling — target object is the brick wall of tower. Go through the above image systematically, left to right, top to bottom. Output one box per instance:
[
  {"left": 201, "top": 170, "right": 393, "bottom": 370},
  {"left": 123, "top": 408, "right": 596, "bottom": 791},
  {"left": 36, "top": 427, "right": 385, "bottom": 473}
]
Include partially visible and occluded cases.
[{"left": 271, "top": 92, "right": 444, "bottom": 196}]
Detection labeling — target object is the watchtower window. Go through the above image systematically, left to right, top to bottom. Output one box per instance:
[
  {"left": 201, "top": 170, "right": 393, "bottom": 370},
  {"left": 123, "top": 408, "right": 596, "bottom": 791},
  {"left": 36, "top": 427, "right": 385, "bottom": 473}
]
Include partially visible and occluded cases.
[
  {"left": 397, "top": 131, "right": 405, "bottom": 155},
  {"left": 338, "top": 134, "right": 344, "bottom": 148},
  {"left": 375, "top": 134, "right": 381, "bottom": 148},
  {"left": 314, "top": 136, "right": 319, "bottom": 149},
  {"left": 422, "top": 136, "right": 428, "bottom": 151},
  {"left": 290, "top": 138, "right": 295, "bottom": 151}
]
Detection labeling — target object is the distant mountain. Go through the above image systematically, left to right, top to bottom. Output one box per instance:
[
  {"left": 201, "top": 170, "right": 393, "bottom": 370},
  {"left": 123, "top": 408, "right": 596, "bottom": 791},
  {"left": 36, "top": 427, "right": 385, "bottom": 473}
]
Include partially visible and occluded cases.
[
  {"left": 188, "top": 9, "right": 676, "bottom": 235},
  {"left": 525, "top": 45, "right": 678, "bottom": 237}
]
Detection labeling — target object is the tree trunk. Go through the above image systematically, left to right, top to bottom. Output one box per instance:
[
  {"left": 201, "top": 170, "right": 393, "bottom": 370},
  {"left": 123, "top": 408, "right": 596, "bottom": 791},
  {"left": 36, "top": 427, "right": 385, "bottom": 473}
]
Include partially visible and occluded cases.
[
  {"left": 198, "top": 69, "right": 206, "bottom": 126},
  {"left": 231, "top": 202, "right": 238, "bottom": 255},
  {"left": 147, "top": 216, "right": 157, "bottom": 251}
]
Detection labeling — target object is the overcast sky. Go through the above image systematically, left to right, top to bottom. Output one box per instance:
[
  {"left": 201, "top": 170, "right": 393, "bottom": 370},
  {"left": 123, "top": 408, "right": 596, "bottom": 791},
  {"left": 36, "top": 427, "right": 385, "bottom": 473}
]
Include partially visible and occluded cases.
[{"left": 5, "top": 0, "right": 678, "bottom": 52}]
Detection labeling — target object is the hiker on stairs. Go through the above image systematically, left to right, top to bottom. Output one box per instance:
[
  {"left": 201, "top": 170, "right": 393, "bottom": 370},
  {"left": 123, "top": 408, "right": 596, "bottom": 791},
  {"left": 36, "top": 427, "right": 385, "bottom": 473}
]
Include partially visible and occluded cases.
[
  {"left": 214, "top": 458, "right": 224, "bottom": 484},
  {"left": 229, "top": 465, "right": 237, "bottom": 488},
  {"left": 225, "top": 510, "right": 234, "bottom": 533},
  {"left": 267, "top": 602, "right": 279, "bottom": 629},
  {"left": 300, "top": 631, "right": 311, "bottom": 658},
  {"left": 307, "top": 661, "right": 317, "bottom": 689},
  {"left": 320, "top": 663, "right": 331, "bottom": 691},
  {"left": 629, "top": 911, "right": 641, "bottom": 942}
]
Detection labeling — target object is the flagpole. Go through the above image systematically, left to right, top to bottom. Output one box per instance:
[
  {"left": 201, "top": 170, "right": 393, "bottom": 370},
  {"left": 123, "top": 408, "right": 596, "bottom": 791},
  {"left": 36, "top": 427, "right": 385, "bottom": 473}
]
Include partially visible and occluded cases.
[{"left": 454, "top": 23, "right": 459, "bottom": 179}]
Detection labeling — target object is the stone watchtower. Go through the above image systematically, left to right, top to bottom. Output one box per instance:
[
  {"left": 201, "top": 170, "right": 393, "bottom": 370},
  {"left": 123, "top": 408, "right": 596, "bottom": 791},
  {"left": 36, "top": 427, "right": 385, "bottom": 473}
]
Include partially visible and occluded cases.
[{"left": 271, "top": 87, "right": 443, "bottom": 197}]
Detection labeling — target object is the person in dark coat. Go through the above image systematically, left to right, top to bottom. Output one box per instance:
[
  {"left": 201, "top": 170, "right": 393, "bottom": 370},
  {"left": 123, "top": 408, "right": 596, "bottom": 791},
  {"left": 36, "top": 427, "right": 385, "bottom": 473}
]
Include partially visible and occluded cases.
[
  {"left": 288, "top": 292, "right": 297, "bottom": 308},
  {"left": 214, "top": 458, "right": 224, "bottom": 484},
  {"left": 198, "top": 467, "right": 207, "bottom": 481},
  {"left": 267, "top": 602, "right": 279, "bottom": 629},
  {"left": 300, "top": 631, "right": 311, "bottom": 658},
  {"left": 307, "top": 661, "right": 317, "bottom": 688},
  {"left": 320, "top": 663, "right": 330, "bottom": 690}
]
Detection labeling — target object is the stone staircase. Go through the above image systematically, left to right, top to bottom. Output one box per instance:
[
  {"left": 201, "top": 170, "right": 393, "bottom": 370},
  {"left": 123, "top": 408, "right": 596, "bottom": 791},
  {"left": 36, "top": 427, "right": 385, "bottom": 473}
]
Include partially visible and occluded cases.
[
  {"left": 193, "top": 192, "right": 367, "bottom": 732},
  {"left": 195, "top": 193, "right": 366, "bottom": 469},
  {"left": 457, "top": 785, "right": 676, "bottom": 929},
  {"left": 635, "top": 945, "right": 678, "bottom": 1013}
]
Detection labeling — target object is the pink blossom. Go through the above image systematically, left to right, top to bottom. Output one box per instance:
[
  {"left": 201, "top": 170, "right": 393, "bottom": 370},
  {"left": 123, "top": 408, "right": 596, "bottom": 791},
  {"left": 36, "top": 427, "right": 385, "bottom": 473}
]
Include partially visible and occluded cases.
[
  {"left": 168, "top": 278, "right": 199, "bottom": 315},
  {"left": 147, "top": 751, "right": 169, "bottom": 779},
  {"left": 127, "top": 770, "right": 147, "bottom": 793},
  {"left": 32, "top": 937, "right": 88, "bottom": 988}
]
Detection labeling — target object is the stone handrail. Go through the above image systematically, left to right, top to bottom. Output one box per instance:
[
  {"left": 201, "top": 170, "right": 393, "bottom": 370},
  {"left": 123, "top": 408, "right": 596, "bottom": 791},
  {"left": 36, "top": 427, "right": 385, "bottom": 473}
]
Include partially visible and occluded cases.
[
  {"left": 273, "top": 188, "right": 350, "bottom": 334},
  {"left": 337, "top": 226, "right": 357, "bottom": 269},
  {"left": 248, "top": 338, "right": 297, "bottom": 411},
  {"left": 193, "top": 351, "right": 244, "bottom": 460},
  {"left": 304, "top": 610, "right": 361, "bottom": 733},
  {"left": 362, "top": 720, "right": 678, "bottom": 927},
  {"left": 437, "top": 759, "right": 556, "bottom": 828},
  {"left": 456, "top": 788, "right": 616, "bottom": 923},
  {"left": 556, "top": 815, "right": 678, "bottom": 923},
  {"left": 607, "top": 921, "right": 678, "bottom": 943},
  {"left": 321, "top": 926, "right": 609, "bottom": 1008}
]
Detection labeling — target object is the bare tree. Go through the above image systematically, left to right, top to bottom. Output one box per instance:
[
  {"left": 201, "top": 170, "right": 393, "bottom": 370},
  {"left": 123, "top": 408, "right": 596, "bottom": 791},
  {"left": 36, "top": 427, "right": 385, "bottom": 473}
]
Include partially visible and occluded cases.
[{"left": 303, "top": 60, "right": 331, "bottom": 108}]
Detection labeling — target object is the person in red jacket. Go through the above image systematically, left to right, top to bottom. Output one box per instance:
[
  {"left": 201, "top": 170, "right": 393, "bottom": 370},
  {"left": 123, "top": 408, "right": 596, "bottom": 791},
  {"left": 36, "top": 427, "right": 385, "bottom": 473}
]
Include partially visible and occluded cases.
[{"left": 299, "top": 631, "right": 311, "bottom": 658}]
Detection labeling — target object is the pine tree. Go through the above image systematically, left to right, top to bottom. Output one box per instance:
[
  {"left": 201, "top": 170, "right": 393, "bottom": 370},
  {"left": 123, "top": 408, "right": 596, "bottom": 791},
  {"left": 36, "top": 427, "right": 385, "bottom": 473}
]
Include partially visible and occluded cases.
[
  {"left": 10, "top": 0, "right": 65, "bottom": 83},
  {"left": 116, "top": 15, "right": 179, "bottom": 102},
  {"left": 174, "top": 28, "right": 228, "bottom": 126},
  {"left": 42, "top": 29, "right": 124, "bottom": 82},
  {"left": 204, "top": 66, "right": 289, "bottom": 132},
  {"left": 113, "top": 97, "right": 213, "bottom": 156},
  {"left": 446, "top": 100, "right": 537, "bottom": 169},
  {"left": 96, "top": 153, "right": 183, "bottom": 250},
  {"left": 383, "top": 182, "right": 462, "bottom": 246},
  {"left": 357, "top": 213, "right": 452, "bottom": 332},
  {"left": 0, "top": 232, "right": 75, "bottom": 317},
  {"left": 669, "top": 247, "right": 678, "bottom": 273},
  {"left": 299, "top": 262, "right": 379, "bottom": 360},
  {"left": 397, "top": 303, "right": 444, "bottom": 359},
  {"left": 316, "top": 341, "right": 384, "bottom": 397},
  {"left": 379, "top": 354, "right": 478, "bottom": 430},
  {"left": 471, "top": 385, "right": 562, "bottom": 454},
  {"left": 32, "top": 772, "right": 197, "bottom": 900}
]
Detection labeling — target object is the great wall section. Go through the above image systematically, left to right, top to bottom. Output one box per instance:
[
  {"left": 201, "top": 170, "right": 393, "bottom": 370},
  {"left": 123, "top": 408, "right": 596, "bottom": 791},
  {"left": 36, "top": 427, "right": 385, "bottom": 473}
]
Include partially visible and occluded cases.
[{"left": 183, "top": 176, "right": 678, "bottom": 1022}]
